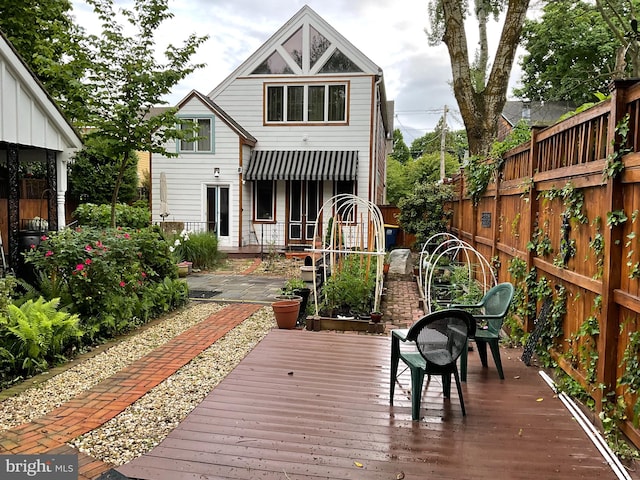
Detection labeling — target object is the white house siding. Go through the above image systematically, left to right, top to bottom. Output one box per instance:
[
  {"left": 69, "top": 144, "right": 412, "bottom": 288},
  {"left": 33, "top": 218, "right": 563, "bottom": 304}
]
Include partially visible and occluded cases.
[
  {"left": 0, "top": 44, "right": 78, "bottom": 154},
  {"left": 213, "top": 74, "right": 376, "bottom": 232},
  {"left": 152, "top": 97, "right": 243, "bottom": 248}
]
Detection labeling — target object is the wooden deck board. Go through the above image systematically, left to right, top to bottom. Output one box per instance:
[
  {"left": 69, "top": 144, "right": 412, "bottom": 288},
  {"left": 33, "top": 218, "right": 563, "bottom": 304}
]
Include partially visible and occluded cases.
[{"left": 117, "top": 330, "right": 618, "bottom": 480}]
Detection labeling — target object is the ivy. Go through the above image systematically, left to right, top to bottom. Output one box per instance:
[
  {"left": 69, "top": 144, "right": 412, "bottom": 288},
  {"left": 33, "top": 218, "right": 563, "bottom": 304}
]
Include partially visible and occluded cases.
[
  {"left": 603, "top": 113, "right": 631, "bottom": 181},
  {"left": 465, "top": 155, "right": 495, "bottom": 206},
  {"left": 606, "top": 210, "right": 628, "bottom": 228},
  {"left": 588, "top": 216, "right": 604, "bottom": 279},
  {"left": 527, "top": 223, "right": 553, "bottom": 257},
  {"left": 532, "top": 279, "right": 566, "bottom": 367}
]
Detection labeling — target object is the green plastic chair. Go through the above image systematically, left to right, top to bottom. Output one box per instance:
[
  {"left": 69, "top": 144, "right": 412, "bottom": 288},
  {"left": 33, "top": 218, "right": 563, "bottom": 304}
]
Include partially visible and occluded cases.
[
  {"left": 452, "top": 282, "right": 514, "bottom": 381},
  {"left": 394, "top": 309, "right": 476, "bottom": 420}
]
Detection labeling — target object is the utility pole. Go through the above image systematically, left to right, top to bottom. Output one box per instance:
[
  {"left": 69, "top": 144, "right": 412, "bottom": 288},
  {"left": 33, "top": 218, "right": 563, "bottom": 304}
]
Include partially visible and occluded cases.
[{"left": 440, "top": 105, "right": 448, "bottom": 181}]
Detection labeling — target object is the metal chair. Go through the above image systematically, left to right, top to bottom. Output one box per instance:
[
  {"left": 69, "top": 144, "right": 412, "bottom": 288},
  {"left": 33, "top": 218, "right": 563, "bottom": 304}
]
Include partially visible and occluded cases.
[
  {"left": 452, "top": 282, "right": 514, "bottom": 381},
  {"left": 393, "top": 309, "right": 476, "bottom": 420}
]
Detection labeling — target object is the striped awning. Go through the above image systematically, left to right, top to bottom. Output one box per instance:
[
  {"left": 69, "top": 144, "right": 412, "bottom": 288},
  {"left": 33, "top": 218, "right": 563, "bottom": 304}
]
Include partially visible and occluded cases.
[{"left": 245, "top": 150, "right": 358, "bottom": 181}]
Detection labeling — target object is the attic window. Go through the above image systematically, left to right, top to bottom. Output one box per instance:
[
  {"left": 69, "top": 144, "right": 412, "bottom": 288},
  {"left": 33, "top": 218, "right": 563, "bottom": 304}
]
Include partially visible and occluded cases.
[
  {"left": 309, "top": 26, "right": 330, "bottom": 68},
  {"left": 283, "top": 27, "right": 303, "bottom": 68},
  {"left": 318, "top": 49, "right": 362, "bottom": 73},
  {"left": 252, "top": 51, "right": 294, "bottom": 75}
]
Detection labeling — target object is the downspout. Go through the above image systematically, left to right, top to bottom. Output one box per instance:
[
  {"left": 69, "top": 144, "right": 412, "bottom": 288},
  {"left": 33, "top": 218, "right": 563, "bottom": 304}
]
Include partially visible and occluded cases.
[{"left": 370, "top": 75, "right": 382, "bottom": 204}]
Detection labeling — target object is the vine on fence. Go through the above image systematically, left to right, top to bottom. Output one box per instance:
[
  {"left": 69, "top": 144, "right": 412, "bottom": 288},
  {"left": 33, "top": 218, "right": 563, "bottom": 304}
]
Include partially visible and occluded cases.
[{"left": 603, "top": 113, "right": 631, "bottom": 181}]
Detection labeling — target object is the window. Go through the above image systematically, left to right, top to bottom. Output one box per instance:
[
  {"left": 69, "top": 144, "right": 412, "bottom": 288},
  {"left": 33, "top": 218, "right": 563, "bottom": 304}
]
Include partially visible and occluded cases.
[
  {"left": 265, "top": 83, "right": 347, "bottom": 124},
  {"left": 179, "top": 118, "right": 213, "bottom": 152},
  {"left": 255, "top": 181, "right": 275, "bottom": 221}
]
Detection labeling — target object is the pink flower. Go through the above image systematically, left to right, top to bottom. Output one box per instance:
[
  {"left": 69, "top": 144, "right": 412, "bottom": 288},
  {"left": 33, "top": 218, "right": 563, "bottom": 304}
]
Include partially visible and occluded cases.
[
  {"left": 124, "top": 233, "right": 130, "bottom": 239},
  {"left": 40, "top": 235, "right": 48, "bottom": 241},
  {"left": 29, "top": 244, "right": 36, "bottom": 249},
  {"left": 85, "top": 245, "right": 93, "bottom": 252},
  {"left": 45, "top": 250, "right": 53, "bottom": 257},
  {"left": 85, "top": 258, "right": 92, "bottom": 265},
  {"left": 75, "top": 264, "right": 84, "bottom": 271},
  {"left": 141, "top": 272, "right": 147, "bottom": 278},
  {"left": 119, "top": 281, "right": 126, "bottom": 287}
]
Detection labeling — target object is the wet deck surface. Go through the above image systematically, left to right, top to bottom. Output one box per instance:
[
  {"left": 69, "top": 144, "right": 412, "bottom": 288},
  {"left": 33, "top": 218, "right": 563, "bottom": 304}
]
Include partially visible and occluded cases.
[{"left": 117, "top": 329, "right": 618, "bottom": 480}]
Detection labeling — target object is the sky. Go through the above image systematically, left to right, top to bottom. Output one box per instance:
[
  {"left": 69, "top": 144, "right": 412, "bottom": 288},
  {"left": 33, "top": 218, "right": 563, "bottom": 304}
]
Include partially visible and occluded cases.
[{"left": 70, "top": 0, "right": 527, "bottom": 145}]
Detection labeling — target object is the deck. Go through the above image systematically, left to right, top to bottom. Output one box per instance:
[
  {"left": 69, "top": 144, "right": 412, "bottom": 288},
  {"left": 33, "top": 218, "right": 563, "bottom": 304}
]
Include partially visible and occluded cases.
[{"left": 116, "top": 329, "right": 619, "bottom": 480}]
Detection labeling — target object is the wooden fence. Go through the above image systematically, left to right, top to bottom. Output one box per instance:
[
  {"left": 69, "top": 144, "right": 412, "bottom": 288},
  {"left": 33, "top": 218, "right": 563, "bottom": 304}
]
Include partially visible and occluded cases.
[
  {"left": 448, "top": 79, "right": 640, "bottom": 447},
  {"left": 377, "top": 205, "right": 417, "bottom": 249}
]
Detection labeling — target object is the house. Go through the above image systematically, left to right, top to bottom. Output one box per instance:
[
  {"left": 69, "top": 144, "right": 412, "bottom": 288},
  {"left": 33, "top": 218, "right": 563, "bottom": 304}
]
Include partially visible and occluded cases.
[
  {"left": 151, "top": 5, "right": 393, "bottom": 249},
  {"left": 0, "top": 31, "right": 82, "bottom": 273},
  {"left": 497, "top": 100, "right": 576, "bottom": 141}
]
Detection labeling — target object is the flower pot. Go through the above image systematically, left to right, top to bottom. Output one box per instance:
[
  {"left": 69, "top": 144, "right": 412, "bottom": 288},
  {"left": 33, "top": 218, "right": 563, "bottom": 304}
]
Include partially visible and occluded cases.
[
  {"left": 177, "top": 263, "right": 189, "bottom": 277},
  {"left": 300, "top": 266, "right": 317, "bottom": 282},
  {"left": 293, "top": 287, "right": 311, "bottom": 323},
  {"left": 272, "top": 300, "right": 300, "bottom": 329},
  {"left": 370, "top": 312, "right": 383, "bottom": 323}
]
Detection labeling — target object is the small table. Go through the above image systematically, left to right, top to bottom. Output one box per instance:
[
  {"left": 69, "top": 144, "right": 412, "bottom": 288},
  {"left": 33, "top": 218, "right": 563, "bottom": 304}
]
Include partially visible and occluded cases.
[{"left": 389, "top": 328, "right": 409, "bottom": 404}]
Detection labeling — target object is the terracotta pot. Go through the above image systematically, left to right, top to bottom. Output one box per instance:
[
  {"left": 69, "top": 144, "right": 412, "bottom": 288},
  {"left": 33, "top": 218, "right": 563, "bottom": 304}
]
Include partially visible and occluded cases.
[
  {"left": 272, "top": 300, "right": 300, "bottom": 329},
  {"left": 370, "top": 312, "right": 383, "bottom": 323}
]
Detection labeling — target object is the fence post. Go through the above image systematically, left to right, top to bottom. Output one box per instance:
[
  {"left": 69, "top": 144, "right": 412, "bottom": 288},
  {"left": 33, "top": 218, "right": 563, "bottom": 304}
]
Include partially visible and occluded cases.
[
  {"left": 597, "top": 79, "right": 632, "bottom": 411},
  {"left": 524, "top": 128, "right": 540, "bottom": 332}
]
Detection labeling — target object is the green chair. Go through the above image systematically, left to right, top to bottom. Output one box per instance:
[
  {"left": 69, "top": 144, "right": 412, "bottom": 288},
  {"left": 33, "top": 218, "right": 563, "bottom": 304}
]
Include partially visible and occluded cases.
[
  {"left": 452, "top": 282, "right": 514, "bottom": 381},
  {"left": 393, "top": 309, "right": 476, "bottom": 420}
]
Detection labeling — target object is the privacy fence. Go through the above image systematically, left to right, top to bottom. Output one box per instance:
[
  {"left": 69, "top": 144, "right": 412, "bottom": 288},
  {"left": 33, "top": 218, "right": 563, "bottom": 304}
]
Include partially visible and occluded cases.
[{"left": 447, "top": 79, "right": 640, "bottom": 446}]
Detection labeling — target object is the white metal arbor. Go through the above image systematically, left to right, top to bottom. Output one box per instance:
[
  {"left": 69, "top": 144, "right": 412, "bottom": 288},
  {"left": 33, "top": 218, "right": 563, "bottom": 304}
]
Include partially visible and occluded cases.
[
  {"left": 308, "top": 194, "right": 386, "bottom": 315},
  {"left": 419, "top": 233, "right": 497, "bottom": 313}
]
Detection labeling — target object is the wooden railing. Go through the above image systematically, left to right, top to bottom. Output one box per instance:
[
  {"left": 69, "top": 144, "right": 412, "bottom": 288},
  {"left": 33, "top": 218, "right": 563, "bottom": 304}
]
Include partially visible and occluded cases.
[{"left": 448, "top": 79, "right": 640, "bottom": 447}]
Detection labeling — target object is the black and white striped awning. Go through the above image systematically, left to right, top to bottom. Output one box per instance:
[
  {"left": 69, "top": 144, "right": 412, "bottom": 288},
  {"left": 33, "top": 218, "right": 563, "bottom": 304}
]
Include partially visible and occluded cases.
[{"left": 245, "top": 150, "right": 358, "bottom": 181}]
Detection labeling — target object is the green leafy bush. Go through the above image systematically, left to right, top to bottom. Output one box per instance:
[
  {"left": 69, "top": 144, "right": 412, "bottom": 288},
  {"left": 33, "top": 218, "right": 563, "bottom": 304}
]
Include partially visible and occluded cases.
[
  {"left": 74, "top": 203, "right": 150, "bottom": 229},
  {"left": 24, "top": 226, "right": 185, "bottom": 341},
  {"left": 168, "top": 230, "right": 219, "bottom": 269},
  {"left": 0, "top": 297, "right": 82, "bottom": 378}
]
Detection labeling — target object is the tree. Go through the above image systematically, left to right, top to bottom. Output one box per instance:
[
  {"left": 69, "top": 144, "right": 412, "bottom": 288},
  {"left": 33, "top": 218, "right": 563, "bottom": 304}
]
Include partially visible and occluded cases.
[
  {"left": 83, "top": 0, "right": 208, "bottom": 227},
  {"left": 427, "top": 0, "right": 530, "bottom": 157},
  {"left": 515, "top": 0, "right": 620, "bottom": 104},
  {"left": 593, "top": 0, "right": 640, "bottom": 77},
  {"left": 0, "top": 1, "right": 92, "bottom": 124},
  {"left": 390, "top": 129, "right": 411, "bottom": 164},
  {"left": 68, "top": 137, "right": 139, "bottom": 205},
  {"left": 386, "top": 152, "right": 460, "bottom": 206},
  {"left": 397, "top": 182, "right": 454, "bottom": 245}
]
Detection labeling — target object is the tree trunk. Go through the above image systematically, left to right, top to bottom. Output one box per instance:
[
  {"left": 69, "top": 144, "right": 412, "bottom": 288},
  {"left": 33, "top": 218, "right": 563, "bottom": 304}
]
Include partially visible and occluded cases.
[
  {"left": 441, "top": 0, "right": 530, "bottom": 157},
  {"left": 110, "top": 151, "right": 130, "bottom": 228}
]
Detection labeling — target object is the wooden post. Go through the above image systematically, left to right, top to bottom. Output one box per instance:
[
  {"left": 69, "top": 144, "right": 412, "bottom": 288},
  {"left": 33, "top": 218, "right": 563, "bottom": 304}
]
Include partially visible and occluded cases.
[
  {"left": 597, "top": 79, "right": 632, "bottom": 410},
  {"left": 524, "top": 128, "right": 540, "bottom": 332}
]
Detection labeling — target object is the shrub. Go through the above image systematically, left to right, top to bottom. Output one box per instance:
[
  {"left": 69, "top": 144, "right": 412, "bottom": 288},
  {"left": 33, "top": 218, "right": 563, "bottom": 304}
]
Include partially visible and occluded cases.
[
  {"left": 74, "top": 203, "right": 150, "bottom": 229},
  {"left": 24, "top": 226, "right": 184, "bottom": 341},
  {"left": 168, "top": 230, "right": 219, "bottom": 270},
  {"left": 0, "top": 297, "right": 83, "bottom": 378}
]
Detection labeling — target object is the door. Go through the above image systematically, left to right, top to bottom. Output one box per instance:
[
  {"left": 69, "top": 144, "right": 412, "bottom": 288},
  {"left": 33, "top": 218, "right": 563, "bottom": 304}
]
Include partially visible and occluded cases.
[
  {"left": 288, "top": 180, "right": 320, "bottom": 244},
  {"left": 207, "top": 185, "right": 229, "bottom": 239}
]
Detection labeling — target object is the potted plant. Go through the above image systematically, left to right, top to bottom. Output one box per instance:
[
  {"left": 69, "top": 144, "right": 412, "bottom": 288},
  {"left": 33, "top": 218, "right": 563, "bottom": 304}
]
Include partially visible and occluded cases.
[{"left": 272, "top": 299, "right": 300, "bottom": 329}]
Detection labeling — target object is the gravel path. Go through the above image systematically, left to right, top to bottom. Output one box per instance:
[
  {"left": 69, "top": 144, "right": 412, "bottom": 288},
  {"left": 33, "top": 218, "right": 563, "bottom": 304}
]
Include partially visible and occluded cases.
[{"left": 0, "top": 301, "right": 276, "bottom": 466}]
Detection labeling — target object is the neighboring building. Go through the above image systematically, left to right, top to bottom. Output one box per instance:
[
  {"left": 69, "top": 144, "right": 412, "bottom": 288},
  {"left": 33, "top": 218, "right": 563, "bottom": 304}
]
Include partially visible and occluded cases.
[
  {"left": 151, "top": 5, "right": 393, "bottom": 248},
  {"left": 0, "top": 31, "right": 82, "bottom": 273},
  {"left": 498, "top": 100, "right": 576, "bottom": 141}
]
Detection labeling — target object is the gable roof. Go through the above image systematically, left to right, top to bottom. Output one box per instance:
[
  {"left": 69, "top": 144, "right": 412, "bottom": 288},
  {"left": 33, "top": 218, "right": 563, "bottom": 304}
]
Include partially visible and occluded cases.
[
  {"left": 208, "top": 5, "right": 382, "bottom": 99},
  {"left": 0, "top": 30, "right": 82, "bottom": 151},
  {"left": 177, "top": 90, "right": 257, "bottom": 146},
  {"left": 502, "top": 100, "right": 576, "bottom": 128}
]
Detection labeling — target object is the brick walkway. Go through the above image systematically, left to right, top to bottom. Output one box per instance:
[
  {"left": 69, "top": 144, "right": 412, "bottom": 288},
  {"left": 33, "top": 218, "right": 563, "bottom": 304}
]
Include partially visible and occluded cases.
[
  {"left": 0, "top": 273, "right": 426, "bottom": 480},
  {"left": 0, "top": 303, "right": 262, "bottom": 479}
]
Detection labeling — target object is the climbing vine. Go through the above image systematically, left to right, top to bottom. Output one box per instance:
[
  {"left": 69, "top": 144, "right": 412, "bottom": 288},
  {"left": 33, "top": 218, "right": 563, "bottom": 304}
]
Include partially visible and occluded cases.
[{"left": 603, "top": 113, "right": 631, "bottom": 181}]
